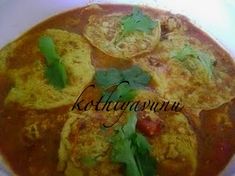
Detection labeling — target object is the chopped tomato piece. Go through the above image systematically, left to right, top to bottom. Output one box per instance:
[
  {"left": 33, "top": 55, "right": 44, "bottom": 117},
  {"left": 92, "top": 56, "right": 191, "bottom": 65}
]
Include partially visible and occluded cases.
[{"left": 137, "top": 117, "right": 163, "bottom": 137}]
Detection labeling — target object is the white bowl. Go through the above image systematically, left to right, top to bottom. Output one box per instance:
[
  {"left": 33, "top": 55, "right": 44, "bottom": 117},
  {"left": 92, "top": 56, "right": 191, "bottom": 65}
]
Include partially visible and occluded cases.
[{"left": 0, "top": 0, "right": 234, "bottom": 175}]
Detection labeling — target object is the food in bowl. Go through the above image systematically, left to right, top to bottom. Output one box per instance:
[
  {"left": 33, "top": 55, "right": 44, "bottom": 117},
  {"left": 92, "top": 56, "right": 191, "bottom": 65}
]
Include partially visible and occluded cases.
[{"left": 0, "top": 4, "right": 234, "bottom": 176}]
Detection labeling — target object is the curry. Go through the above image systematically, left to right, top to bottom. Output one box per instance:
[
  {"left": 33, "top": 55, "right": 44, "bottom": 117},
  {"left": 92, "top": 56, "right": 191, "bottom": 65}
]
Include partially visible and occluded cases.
[{"left": 0, "top": 4, "right": 235, "bottom": 176}]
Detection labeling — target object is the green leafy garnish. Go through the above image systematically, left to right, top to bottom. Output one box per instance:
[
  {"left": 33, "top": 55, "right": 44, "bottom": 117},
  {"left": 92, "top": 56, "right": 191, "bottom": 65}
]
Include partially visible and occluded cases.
[
  {"left": 116, "top": 7, "right": 157, "bottom": 43},
  {"left": 121, "top": 7, "right": 157, "bottom": 34},
  {"left": 38, "top": 36, "right": 68, "bottom": 89},
  {"left": 170, "top": 44, "right": 197, "bottom": 62},
  {"left": 171, "top": 44, "right": 215, "bottom": 79},
  {"left": 196, "top": 51, "right": 215, "bottom": 79},
  {"left": 95, "top": 66, "right": 151, "bottom": 102},
  {"left": 95, "top": 66, "right": 151, "bottom": 89},
  {"left": 122, "top": 66, "right": 151, "bottom": 88},
  {"left": 95, "top": 68, "right": 123, "bottom": 89},
  {"left": 102, "top": 83, "right": 137, "bottom": 102},
  {"left": 111, "top": 113, "right": 157, "bottom": 176},
  {"left": 80, "top": 156, "right": 97, "bottom": 168}
]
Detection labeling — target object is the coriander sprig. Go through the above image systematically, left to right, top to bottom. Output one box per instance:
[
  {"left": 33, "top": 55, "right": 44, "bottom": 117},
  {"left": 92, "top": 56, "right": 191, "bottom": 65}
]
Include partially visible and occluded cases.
[{"left": 38, "top": 36, "right": 68, "bottom": 89}]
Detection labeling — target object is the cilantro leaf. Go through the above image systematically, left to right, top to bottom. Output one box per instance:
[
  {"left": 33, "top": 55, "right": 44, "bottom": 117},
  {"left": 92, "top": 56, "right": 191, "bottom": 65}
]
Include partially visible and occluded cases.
[
  {"left": 120, "top": 7, "right": 157, "bottom": 37},
  {"left": 38, "top": 36, "right": 68, "bottom": 89},
  {"left": 38, "top": 36, "right": 60, "bottom": 66},
  {"left": 170, "top": 44, "right": 215, "bottom": 79},
  {"left": 170, "top": 44, "right": 197, "bottom": 62},
  {"left": 197, "top": 51, "right": 215, "bottom": 79},
  {"left": 45, "top": 62, "right": 68, "bottom": 89},
  {"left": 95, "top": 65, "right": 151, "bottom": 89},
  {"left": 122, "top": 65, "right": 151, "bottom": 88},
  {"left": 95, "top": 66, "right": 151, "bottom": 102},
  {"left": 95, "top": 68, "right": 122, "bottom": 89},
  {"left": 102, "top": 83, "right": 137, "bottom": 102},
  {"left": 122, "top": 112, "right": 137, "bottom": 137},
  {"left": 111, "top": 113, "right": 157, "bottom": 176},
  {"left": 111, "top": 132, "right": 139, "bottom": 176},
  {"left": 132, "top": 133, "right": 156, "bottom": 176},
  {"left": 134, "top": 133, "right": 150, "bottom": 153},
  {"left": 134, "top": 150, "right": 157, "bottom": 176}
]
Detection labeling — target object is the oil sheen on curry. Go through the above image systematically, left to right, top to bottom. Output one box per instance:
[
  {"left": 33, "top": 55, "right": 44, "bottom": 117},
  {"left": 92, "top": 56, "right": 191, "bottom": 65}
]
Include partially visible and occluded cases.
[{"left": 0, "top": 4, "right": 235, "bottom": 176}]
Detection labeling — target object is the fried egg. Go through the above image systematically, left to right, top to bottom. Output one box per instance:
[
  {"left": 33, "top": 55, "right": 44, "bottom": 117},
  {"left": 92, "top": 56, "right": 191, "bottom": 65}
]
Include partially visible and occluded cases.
[
  {"left": 83, "top": 10, "right": 161, "bottom": 59},
  {"left": 4, "top": 29, "right": 94, "bottom": 109},
  {"left": 134, "top": 32, "right": 235, "bottom": 110},
  {"left": 58, "top": 111, "right": 125, "bottom": 176}
]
